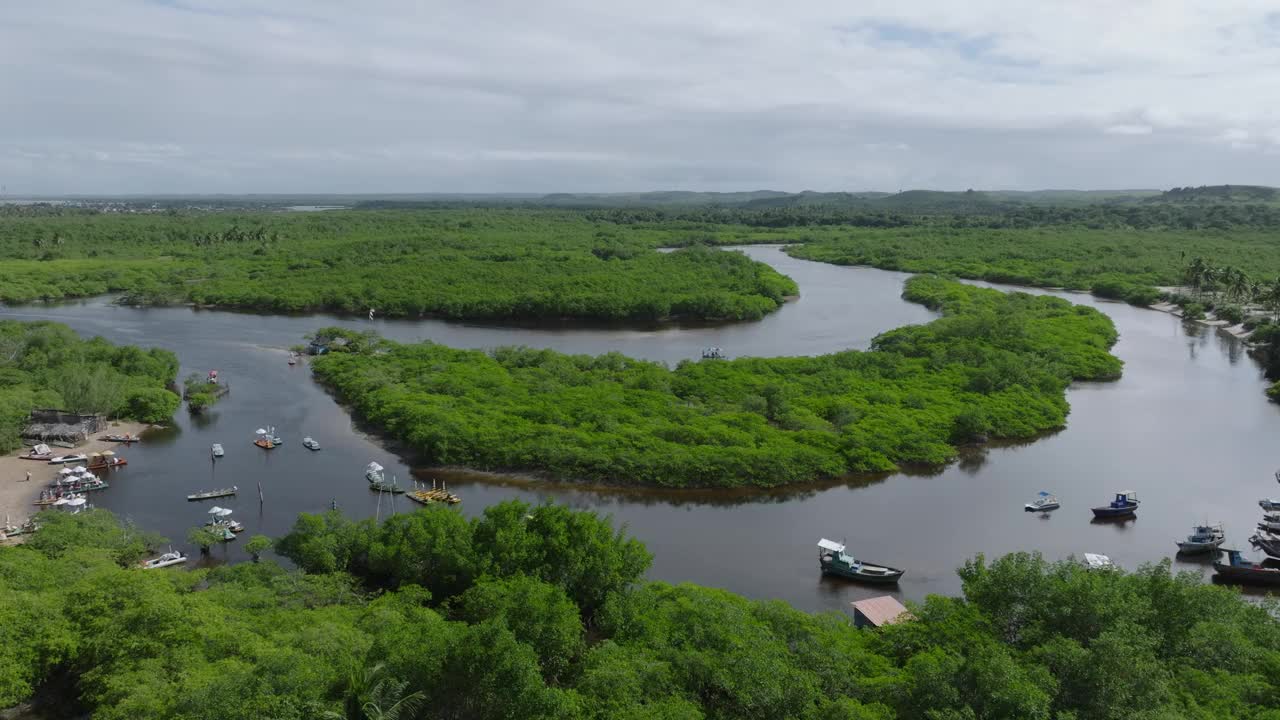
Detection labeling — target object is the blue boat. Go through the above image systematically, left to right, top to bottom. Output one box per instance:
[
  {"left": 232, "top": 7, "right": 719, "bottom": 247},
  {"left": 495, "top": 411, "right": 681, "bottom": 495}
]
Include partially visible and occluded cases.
[{"left": 1091, "top": 490, "right": 1138, "bottom": 519}]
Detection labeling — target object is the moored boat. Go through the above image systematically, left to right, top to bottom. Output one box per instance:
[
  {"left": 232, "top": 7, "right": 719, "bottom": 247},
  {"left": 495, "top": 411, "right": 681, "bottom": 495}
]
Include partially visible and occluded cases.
[
  {"left": 254, "top": 427, "right": 282, "bottom": 449},
  {"left": 102, "top": 434, "right": 140, "bottom": 443},
  {"left": 302, "top": 437, "right": 321, "bottom": 451},
  {"left": 211, "top": 443, "right": 224, "bottom": 458},
  {"left": 87, "top": 451, "right": 126, "bottom": 471},
  {"left": 47, "top": 453, "right": 89, "bottom": 465},
  {"left": 366, "top": 461, "right": 406, "bottom": 494},
  {"left": 405, "top": 479, "right": 460, "bottom": 505},
  {"left": 187, "top": 486, "right": 238, "bottom": 501},
  {"left": 1024, "top": 491, "right": 1060, "bottom": 512},
  {"left": 1091, "top": 491, "right": 1138, "bottom": 518},
  {"left": 1260, "top": 498, "right": 1280, "bottom": 512},
  {"left": 4, "top": 518, "right": 40, "bottom": 538},
  {"left": 1176, "top": 523, "right": 1225, "bottom": 554},
  {"left": 1250, "top": 532, "right": 1280, "bottom": 559},
  {"left": 817, "top": 538, "right": 904, "bottom": 584},
  {"left": 140, "top": 549, "right": 188, "bottom": 569},
  {"left": 1213, "top": 549, "right": 1280, "bottom": 586}
]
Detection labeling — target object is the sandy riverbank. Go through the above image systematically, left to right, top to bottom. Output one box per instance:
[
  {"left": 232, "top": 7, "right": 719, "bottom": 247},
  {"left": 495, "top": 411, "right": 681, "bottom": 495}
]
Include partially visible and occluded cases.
[{"left": 0, "top": 420, "right": 152, "bottom": 536}]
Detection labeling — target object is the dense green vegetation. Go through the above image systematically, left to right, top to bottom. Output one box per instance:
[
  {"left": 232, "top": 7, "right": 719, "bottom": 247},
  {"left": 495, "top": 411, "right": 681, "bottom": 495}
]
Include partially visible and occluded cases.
[
  {"left": 0, "top": 210, "right": 796, "bottom": 322},
  {"left": 785, "top": 226, "right": 1280, "bottom": 307},
  {"left": 310, "top": 278, "right": 1120, "bottom": 487},
  {"left": 0, "top": 321, "right": 179, "bottom": 451},
  {"left": 4, "top": 507, "right": 1280, "bottom": 719}
]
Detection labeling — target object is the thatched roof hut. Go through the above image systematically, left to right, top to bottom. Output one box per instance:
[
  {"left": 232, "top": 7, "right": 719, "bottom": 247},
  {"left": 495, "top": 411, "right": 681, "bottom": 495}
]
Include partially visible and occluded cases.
[{"left": 20, "top": 409, "right": 104, "bottom": 445}]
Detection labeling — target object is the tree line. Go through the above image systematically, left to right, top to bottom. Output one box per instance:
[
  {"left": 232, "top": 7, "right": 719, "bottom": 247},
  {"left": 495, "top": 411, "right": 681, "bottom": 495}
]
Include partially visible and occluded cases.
[{"left": 2, "top": 505, "right": 1278, "bottom": 719}]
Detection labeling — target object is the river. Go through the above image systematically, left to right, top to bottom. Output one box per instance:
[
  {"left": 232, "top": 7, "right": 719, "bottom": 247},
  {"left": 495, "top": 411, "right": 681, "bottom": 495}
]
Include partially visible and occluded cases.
[{"left": 2, "top": 246, "right": 1277, "bottom": 612}]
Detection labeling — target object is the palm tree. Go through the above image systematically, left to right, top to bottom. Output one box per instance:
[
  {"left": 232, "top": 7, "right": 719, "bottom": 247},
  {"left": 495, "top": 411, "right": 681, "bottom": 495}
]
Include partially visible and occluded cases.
[
  {"left": 1183, "top": 256, "right": 1207, "bottom": 298},
  {"left": 1227, "top": 267, "right": 1252, "bottom": 306},
  {"left": 1266, "top": 278, "right": 1280, "bottom": 322},
  {"left": 323, "top": 663, "right": 425, "bottom": 720}
]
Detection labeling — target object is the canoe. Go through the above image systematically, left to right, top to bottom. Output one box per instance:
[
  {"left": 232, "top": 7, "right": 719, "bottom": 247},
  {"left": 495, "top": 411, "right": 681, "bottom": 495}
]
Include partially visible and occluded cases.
[{"left": 186, "top": 487, "right": 238, "bottom": 501}]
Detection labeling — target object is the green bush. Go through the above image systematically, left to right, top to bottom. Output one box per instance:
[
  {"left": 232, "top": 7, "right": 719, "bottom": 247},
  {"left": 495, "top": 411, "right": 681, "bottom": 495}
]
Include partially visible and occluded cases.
[
  {"left": 1180, "top": 302, "right": 1206, "bottom": 321},
  {"left": 1215, "top": 304, "right": 1245, "bottom": 324},
  {"left": 1268, "top": 381, "right": 1280, "bottom": 402},
  {"left": 125, "top": 387, "right": 180, "bottom": 423}
]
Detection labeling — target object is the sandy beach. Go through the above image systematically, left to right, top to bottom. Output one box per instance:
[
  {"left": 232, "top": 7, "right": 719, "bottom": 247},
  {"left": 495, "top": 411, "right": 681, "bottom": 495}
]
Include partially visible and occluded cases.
[{"left": 0, "top": 420, "right": 152, "bottom": 536}]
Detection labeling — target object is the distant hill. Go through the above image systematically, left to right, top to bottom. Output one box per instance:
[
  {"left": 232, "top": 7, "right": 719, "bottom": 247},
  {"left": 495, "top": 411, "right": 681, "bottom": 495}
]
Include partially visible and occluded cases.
[{"left": 1154, "top": 185, "right": 1279, "bottom": 203}]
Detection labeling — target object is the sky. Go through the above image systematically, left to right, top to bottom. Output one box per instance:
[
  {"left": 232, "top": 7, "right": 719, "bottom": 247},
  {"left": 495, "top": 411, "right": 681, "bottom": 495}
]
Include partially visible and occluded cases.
[{"left": 2, "top": 0, "right": 1279, "bottom": 194}]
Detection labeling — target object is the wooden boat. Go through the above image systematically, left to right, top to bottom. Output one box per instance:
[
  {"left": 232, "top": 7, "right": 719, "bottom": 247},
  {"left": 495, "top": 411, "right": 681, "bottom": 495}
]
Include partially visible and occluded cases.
[
  {"left": 254, "top": 427, "right": 282, "bottom": 449},
  {"left": 101, "top": 434, "right": 140, "bottom": 443},
  {"left": 302, "top": 437, "right": 321, "bottom": 451},
  {"left": 211, "top": 443, "right": 224, "bottom": 458},
  {"left": 87, "top": 452, "right": 126, "bottom": 471},
  {"left": 47, "top": 453, "right": 89, "bottom": 465},
  {"left": 20, "top": 454, "right": 52, "bottom": 461},
  {"left": 405, "top": 479, "right": 460, "bottom": 505},
  {"left": 186, "top": 486, "right": 238, "bottom": 501},
  {"left": 1024, "top": 491, "right": 1060, "bottom": 512},
  {"left": 1091, "top": 491, "right": 1138, "bottom": 518},
  {"left": 1260, "top": 498, "right": 1280, "bottom": 512},
  {"left": 4, "top": 518, "right": 39, "bottom": 538},
  {"left": 1176, "top": 523, "right": 1225, "bottom": 554},
  {"left": 817, "top": 538, "right": 904, "bottom": 584},
  {"left": 140, "top": 549, "right": 187, "bottom": 569},
  {"left": 1213, "top": 549, "right": 1280, "bottom": 586}
]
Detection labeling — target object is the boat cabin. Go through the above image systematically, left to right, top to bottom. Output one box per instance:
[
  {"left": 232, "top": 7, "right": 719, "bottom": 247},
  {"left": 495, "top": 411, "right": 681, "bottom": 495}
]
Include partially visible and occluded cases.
[
  {"left": 1109, "top": 491, "right": 1138, "bottom": 508},
  {"left": 818, "top": 538, "right": 854, "bottom": 565},
  {"left": 850, "top": 596, "right": 913, "bottom": 629}
]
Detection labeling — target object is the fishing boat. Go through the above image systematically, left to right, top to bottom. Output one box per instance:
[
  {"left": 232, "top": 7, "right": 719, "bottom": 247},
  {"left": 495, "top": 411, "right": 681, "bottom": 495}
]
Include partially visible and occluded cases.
[
  {"left": 288, "top": 352, "right": 299, "bottom": 366},
  {"left": 253, "top": 427, "right": 281, "bottom": 449},
  {"left": 302, "top": 437, "right": 321, "bottom": 451},
  {"left": 211, "top": 443, "right": 224, "bottom": 458},
  {"left": 87, "top": 451, "right": 126, "bottom": 471},
  {"left": 47, "top": 453, "right": 89, "bottom": 465},
  {"left": 365, "top": 462, "right": 406, "bottom": 494},
  {"left": 405, "top": 479, "right": 460, "bottom": 505},
  {"left": 186, "top": 486, "right": 238, "bottom": 501},
  {"left": 1024, "top": 491, "right": 1060, "bottom": 512},
  {"left": 1091, "top": 491, "right": 1139, "bottom": 519},
  {"left": 1260, "top": 498, "right": 1280, "bottom": 512},
  {"left": 205, "top": 507, "right": 244, "bottom": 532},
  {"left": 4, "top": 518, "right": 40, "bottom": 538},
  {"left": 1259, "top": 518, "right": 1280, "bottom": 534},
  {"left": 1176, "top": 523, "right": 1225, "bottom": 554},
  {"left": 1250, "top": 532, "right": 1280, "bottom": 559},
  {"left": 817, "top": 538, "right": 904, "bottom": 584},
  {"left": 140, "top": 549, "right": 188, "bottom": 569},
  {"left": 1213, "top": 549, "right": 1280, "bottom": 586}
]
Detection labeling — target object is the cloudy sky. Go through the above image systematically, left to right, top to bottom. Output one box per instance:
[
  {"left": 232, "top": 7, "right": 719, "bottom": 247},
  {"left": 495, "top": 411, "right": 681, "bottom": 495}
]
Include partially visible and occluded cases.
[{"left": 3, "top": 0, "right": 1279, "bottom": 194}]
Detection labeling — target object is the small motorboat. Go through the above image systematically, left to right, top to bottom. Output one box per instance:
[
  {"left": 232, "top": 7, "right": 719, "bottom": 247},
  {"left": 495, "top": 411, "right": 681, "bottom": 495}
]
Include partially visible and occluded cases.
[
  {"left": 288, "top": 352, "right": 299, "bottom": 366},
  {"left": 253, "top": 427, "right": 281, "bottom": 449},
  {"left": 302, "top": 437, "right": 321, "bottom": 451},
  {"left": 211, "top": 443, "right": 224, "bottom": 458},
  {"left": 87, "top": 451, "right": 126, "bottom": 471},
  {"left": 47, "top": 453, "right": 89, "bottom": 465},
  {"left": 187, "top": 486, "right": 238, "bottom": 501},
  {"left": 1091, "top": 490, "right": 1139, "bottom": 519},
  {"left": 1024, "top": 491, "right": 1060, "bottom": 512},
  {"left": 1260, "top": 498, "right": 1280, "bottom": 512},
  {"left": 1176, "top": 523, "right": 1225, "bottom": 554},
  {"left": 817, "top": 539, "right": 904, "bottom": 584},
  {"left": 140, "top": 549, "right": 188, "bottom": 569},
  {"left": 1213, "top": 549, "right": 1280, "bottom": 586}
]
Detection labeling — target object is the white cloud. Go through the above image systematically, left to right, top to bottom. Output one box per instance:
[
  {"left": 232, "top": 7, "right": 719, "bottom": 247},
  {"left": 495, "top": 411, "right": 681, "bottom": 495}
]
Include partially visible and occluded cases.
[{"left": 2, "top": 1, "right": 1280, "bottom": 193}]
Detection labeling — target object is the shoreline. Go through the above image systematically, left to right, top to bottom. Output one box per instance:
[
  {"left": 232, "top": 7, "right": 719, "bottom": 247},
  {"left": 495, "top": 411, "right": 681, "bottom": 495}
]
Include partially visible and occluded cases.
[{"left": 0, "top": 420, "right": 153, "bottom": 540}]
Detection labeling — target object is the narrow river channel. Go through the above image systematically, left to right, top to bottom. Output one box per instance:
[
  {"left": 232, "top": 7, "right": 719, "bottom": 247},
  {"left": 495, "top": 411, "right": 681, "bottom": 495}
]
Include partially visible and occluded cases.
[{"left": 2, "top": 246, "right": 1277, "bottom": 612}]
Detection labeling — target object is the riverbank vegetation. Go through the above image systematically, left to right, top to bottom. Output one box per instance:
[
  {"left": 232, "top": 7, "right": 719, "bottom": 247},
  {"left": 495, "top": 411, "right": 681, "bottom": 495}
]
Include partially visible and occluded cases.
[
  {"left": 0, "top": 210, "right": 796, "bottom": 322},
  {"left": 311, "top": 278, "right": 1121, "bottom": 487},
  {"left": 0, "top": 321, "right": 179, "bottom": 452},
  {"left": 3, "top": 507, "right": 1279, "bottom": 719}
]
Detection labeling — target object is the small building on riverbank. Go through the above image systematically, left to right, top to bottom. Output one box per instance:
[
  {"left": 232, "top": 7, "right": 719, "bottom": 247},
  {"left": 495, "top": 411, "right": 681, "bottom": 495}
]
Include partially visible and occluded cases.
[
  {"left": 21, "top": 409, "right": 104, "bottom": 445},
  {"left": 850, "top": 596, "right": 913, "bottom": 629}
]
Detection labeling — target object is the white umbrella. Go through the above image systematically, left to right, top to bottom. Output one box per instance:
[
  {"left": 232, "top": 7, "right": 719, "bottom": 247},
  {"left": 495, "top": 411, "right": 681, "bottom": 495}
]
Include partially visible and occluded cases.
[
  {"left": 255, "top": 428, "right": 267, "bottom": 435},
  {"left": 58, "top": 467, "right": 74, "bottom": 475},
  {"left": 52, "top": 497, "right": 69, "bottom": 506},
  {"left": 66, "top": 497, "right": 86, "bottom": 507},
  {"left": 207, "top": 506, "right": 225, "bottom": 515},
  {"left": 216, "top": 508, "right": 234, "bottom": 517}
]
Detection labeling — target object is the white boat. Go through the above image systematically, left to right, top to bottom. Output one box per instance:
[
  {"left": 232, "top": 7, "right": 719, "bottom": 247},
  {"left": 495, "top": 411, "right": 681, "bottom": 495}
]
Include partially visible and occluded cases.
[
  {"left": 302, "top": 437, "right": 321, "bottom": 451},
  {"left": 211, "top": 443, "right": 224, "bottom": 458},
  {"left": 47, "top": 453, "right": 88, "bottom": 465},
  {"left": 1024, "top": 491, "right": 1060, "bottom": 512},
  {"left": 1261, "top": 498, "right": 1280, "bottom": 512},
  {"left": 1176, "top": 523, "right": 1225, "bottom": 554},
  {"left": 140, "top": 549, "right": 188, "bottom": 569},
  {"left": 1083, "top": 553, "right": 1114, "bottom": 570}
]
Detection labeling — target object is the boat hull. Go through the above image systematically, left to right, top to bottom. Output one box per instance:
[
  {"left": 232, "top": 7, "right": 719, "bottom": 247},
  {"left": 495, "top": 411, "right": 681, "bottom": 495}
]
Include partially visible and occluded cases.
[
  {"left": 1025, "top": 502, "right": 1060, "bottom": 512},
  {"left": 1091, "top": 506, "right": 1136, "bottom": 518},
  {"left": 1176, "top": 541, "right": 1223, "bottom": 554},
  {"left": 820, "top": 560, "right": 905, "bottom": 584},
  {"left": 1213, "top": 564, "right": 1280, "bottom": 586}
]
